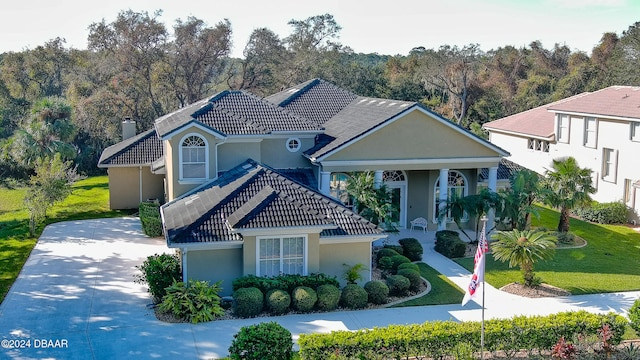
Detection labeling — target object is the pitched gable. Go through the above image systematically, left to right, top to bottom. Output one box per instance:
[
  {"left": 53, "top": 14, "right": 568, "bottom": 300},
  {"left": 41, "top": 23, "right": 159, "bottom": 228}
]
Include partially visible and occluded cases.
[{"left": 97, "top": 129, "right": 162, "bottom": 167}]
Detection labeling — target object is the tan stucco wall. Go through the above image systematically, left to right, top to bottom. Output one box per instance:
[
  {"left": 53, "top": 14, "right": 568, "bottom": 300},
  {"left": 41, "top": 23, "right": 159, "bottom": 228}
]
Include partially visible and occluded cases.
[
  {"left": 323, "top": 109, "right": 499, "bottom": 168},
  {"left": 260, "top": 137, "right": 315, "bottom": 169},
  {"left": 217, "top": 142, "right": 261, "bottom": 172},
  {"left": 107, "top": 166, "right": 165, "bottom": 209},
  {"left": 242, "top": 233, "right": 321, "bottom": 276},
  {"left": 319, "top": 241, "right": 372, "bottom": 286},
  {"left": 185, "top": 248, "right": 243, "bottom": 296}
]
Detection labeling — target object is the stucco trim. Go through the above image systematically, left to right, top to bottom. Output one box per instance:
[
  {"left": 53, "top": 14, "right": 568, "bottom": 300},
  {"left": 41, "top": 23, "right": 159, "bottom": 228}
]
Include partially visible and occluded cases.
[
  {"left": 160, "top": 121, "right": 227, "bottom": 141},
  {"left": 485, "top": 127, "right": 555, "bottom": 141},
  {"left": 319, "top": 156, "right": 504, "bottom": 167},
  {"left": 232, "top": 225, "right": 335, "bottom": 237},
  {"left": 319, "top": 235, "right": 386, "bottom": 244},
  {"left": 167, "top": 241, "right": 244, "bottom": 250}
]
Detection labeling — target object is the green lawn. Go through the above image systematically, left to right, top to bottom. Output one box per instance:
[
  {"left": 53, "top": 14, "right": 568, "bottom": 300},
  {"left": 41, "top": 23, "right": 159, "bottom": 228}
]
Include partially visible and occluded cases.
[
  {"left": 0, "top": 176, "right": 134, "bottom": 302},
  {"left": 455, "top": 206, "right": 640, "bottom": 295},
  {"left": 392, "top": 262, "right": 464, "bottom": 307}
]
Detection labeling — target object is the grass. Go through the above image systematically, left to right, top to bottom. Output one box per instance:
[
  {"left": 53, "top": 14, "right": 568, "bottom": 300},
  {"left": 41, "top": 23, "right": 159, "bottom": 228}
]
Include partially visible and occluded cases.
[
  {"left": 0, "top": 176, "right": 134, "bottom": 303},
  {"left": 455, "top": 206, "right": 640, "bottom": 295},
  {"left": 392, "top": 262, "right": 464, "bottom": 307}
]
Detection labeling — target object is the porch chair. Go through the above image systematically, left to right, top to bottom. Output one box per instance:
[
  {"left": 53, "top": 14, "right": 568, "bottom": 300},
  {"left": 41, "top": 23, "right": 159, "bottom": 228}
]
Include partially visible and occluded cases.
[{"left": 410, "top": 217, "right": 428, "bottom": 232}]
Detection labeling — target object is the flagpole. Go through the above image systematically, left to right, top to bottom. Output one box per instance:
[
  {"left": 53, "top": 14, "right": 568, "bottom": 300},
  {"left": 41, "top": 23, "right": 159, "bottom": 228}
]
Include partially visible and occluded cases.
[{"left": 480, "top": 215, "right": 487, "bottom": 360}]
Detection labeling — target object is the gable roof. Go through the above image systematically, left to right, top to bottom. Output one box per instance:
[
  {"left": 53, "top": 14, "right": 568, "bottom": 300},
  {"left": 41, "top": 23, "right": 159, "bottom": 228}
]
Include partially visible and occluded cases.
[
  {"left": 547, "top": 86, "right": 640, "bottom": 120},
  {"left": 97, "top": 129, "right": 163, "bottom": 167},
  {"left": 162, "top": 159, "right": 382, "bottom": 245}
]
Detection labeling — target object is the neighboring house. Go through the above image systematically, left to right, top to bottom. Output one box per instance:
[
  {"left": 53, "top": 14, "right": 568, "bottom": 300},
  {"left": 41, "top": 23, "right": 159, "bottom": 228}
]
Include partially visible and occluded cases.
[
  {"left": 99, "top": 79, "right": 509, "bottom": 294},
  {"left": 484, "top": 86, "right": 640, "bottom": 223}
]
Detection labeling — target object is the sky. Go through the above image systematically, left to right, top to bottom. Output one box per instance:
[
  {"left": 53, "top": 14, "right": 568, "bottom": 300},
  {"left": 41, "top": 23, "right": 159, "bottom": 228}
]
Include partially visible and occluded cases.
[{"left": 1, "top": 0, "right": 639, "bottom": 58}]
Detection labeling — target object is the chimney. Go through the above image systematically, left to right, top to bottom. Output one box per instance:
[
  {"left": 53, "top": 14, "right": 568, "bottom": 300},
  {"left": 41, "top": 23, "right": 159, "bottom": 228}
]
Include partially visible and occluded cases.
[{"left": 122, "top": 117, "right": 136, "bottom": 141}]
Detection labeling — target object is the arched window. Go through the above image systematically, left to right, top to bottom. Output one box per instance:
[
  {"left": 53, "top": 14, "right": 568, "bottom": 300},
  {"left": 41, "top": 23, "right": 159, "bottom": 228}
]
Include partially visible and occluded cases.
[
  {"left": 180, "top": 134, "right": 207, "bottom": 180},
  {"left": 383, "top": 170, "right": 406, "bottom": 182},
  {"left": 434, "top": 170, "right": 468, "bottom": 222},
  {"left": 329, "top": 173, "right": 353, "bottom": 209}
]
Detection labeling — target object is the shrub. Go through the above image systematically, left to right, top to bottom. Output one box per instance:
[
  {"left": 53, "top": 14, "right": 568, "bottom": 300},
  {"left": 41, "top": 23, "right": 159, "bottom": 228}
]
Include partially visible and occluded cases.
[
  {"left": 139, "top": 201, "right": 163, "bottom": 237},
  {"left": 574, "top": 201, "right": 628, "bottom": 224},
  {"left": 434, "top": 230, "right": 467, "bottom": 258},
  {"left": 556, "top": 231, "right": 575, "bottom": 245},
  {"left": 399, "top": 238, "right": 423, "bottom": 261},
  {"left": 383, "top": 244, "right": 404, "bottom": 255},
  {"left": 376, "top": 247, "right": 400, "bottom": 261},
  {"left": 134, "top": 252, "right": 182, "bottom": 303},
  {"left": 389, "top": 254, "right": 411, "bottom": 270},
  {"left": 377, "top": 256, "right": 394, "bottom": 271},
  {"left": 397, "top": 262, "right": 420, "bottom": 273},
  {"left": 342, "top": 263, "right": 367, "bottom": 284},
  {"left": 397, "top": 269, "right": 422, "bottom": 292},
  {"left": 232, "top": 273, "right": 339, "bottom": 294},
  {"left": 386, "top": 274, "right": 410, "bottom": 296},
  {"left": 158, "top": 279, "right": 224, "bottom": 324},
  {"left": 364, "top": 280, "right": 389, "bottom": 305},
  {"left": 316, "top": 284, "right": 341, "bottom": 311},
  {"left": 340, "top": 284, "right": 368, "bottom": 309},
  {"left": 292, "top": 286, "right": 317, "bottom": 313},
  {"left": 233, "top": 287, "right": 264, "bottom": 318},
  {"left": 265, "top": 289, "right": 291, "bottom": 315},
  {"left": 629, "top": 298, "right": 640, "bottom": 334},
  {"left": 228, "top": 321, "right": 293, "bottom": 360}
]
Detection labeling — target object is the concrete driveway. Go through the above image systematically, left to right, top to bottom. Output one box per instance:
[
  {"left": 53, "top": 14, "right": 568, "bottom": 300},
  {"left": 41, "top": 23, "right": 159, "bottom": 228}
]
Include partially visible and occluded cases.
[{"left": 1, "top": 218, "right": 639, "bottom": 359}]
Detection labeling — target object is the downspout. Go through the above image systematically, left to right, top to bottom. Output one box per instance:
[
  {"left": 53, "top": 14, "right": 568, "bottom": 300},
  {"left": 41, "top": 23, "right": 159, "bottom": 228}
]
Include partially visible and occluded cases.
[
  {"left": 139, "top": 166, "right": 143, "bottom": 204},
  {"left": 181, "top": 248, "right": 188, "bottom": 282}
]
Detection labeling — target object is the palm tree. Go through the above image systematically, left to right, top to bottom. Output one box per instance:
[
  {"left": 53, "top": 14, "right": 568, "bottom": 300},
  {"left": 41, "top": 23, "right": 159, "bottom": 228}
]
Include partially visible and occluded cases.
[
  {"left": 541, "top": 157, "right": 595, "bottom": 233},
  {"left": 497, "top": 169, "right": 540, "bottom": 231},
  {"left": 491, "top": 229, "right": 557, "bottom": 287}
]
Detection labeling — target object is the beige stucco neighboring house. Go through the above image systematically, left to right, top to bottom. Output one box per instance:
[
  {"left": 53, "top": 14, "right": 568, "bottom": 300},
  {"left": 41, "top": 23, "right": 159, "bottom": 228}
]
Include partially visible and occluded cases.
[
  {"left": 98, "top": 79, "right": 509, "bottom": 294},
  {"left": 484, "top": 86, "right": 640, "bottom": 223}
]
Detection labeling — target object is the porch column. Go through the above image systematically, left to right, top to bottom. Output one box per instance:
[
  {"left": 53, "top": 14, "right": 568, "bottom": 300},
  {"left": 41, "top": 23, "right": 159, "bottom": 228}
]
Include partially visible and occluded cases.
[
  {"left": 487, "top": 166, "right": 498, "bottom": 234},
  {"left": 438, "top": 168, "right": 449, "bottom": 231},
  {"left": 373, "top": 170, "right": 383, "bottom": 189},
  {"left": 319, "top": 171, "right": 331, "bottom": 196}
]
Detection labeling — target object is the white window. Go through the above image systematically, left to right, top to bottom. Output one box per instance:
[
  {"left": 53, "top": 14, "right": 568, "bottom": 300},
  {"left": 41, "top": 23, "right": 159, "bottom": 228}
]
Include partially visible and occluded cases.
[
  {"left": 557, "top": 114, "right": 570, "bottom": 143},
  {"left": 583, "top": 117, "right": 597, "bottom": 148},
  {"left": 631, "top": 122, "right": 640, "bottom": 142},
  {"left": 180, "top": 134, "right": 207, "bottom": 180},
  {"left": 286, "top": 137, "right": 301, "bottom": 152},
  {"left": 528, "top": 138, "right": 549, "bottom": 152},
  {"left": 602, "top": 148, "right": 618, "bottom": 183},
  {"left": 434, "top": 170, "right": 468, "bottom": 222},
  {"left": 257, "top": 236, "right": 306, "bottom": 277}
]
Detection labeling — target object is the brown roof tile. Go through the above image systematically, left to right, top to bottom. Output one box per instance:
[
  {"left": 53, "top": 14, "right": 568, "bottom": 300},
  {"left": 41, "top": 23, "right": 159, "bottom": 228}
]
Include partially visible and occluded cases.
[{"left": 548, "top": 86, "right": 640, "bottom": 120}]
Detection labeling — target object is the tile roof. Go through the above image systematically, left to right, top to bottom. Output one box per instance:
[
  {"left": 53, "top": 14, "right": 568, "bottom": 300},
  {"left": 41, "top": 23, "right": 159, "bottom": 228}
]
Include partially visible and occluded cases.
[
  {"left": 547, "top": 86, "right": 640, "bottom": 120},
  {"left": 97, "top": 129, "right": 163, "bottom": 167},
  {"left": 478, "top": 158, "right": 529, "bottom": 182},
  {"left": 162, "top": 159, "right": 381, "bottom": 245}
]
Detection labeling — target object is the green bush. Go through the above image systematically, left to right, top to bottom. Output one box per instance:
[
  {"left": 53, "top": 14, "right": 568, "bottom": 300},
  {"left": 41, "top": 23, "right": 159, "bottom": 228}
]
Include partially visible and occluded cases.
[
  {"left": 139, "top": 201, "right": 163, "bottom": 237},
  {"left": 574, "top": 201, "right": 628, "bottom": 224},
  {"left": 434, "top": 230, "right": 467, "bottom": 258},
  {"left": 556, "top": 231, "right": 576, "bottom": 245},
  {"left": 399, "top": 238, "right": 423, "bottom": 261},
  {"left": 383, "top": 244, "right": 403, "bottom": 255},
  {"left": 376, "top": 247, "right": 400, "bottom": 261},
  {"left": 134, "top": 252, "right": 182, "bottom": 303},
  {"left": 389, "top": 254, "right": 411, "bottom": 270},
  {"left": 377, "top": 256, "right": 394, "bottom": 271},
  {"left": 397, "top": 262, "right": 420, "bottom": 273},
  {"left": 342, "top": 263, "right": 367, "bottom": 284},
  {"left": 397, "top": 269, "right": 422, "bottom": 292},
  {"left": 232, "top": 273, "right": 339, "bottom": 294},
  {"left": 386, "top": 274, "right": 410, "bottom": 296},
  {"left": 158, "top": 280, "right": 224, "bottom": 324},
  {"left": 364, "top": 280, "right": 389, "bottom": 305},
  {"left": 316, "top": 284, "right": 341, "bottom": 311},
  {"left": 340, "top": 284, "right": 368, "bottom": 309},
  {"left": 292, "top": 286, "right": 317, "bottom": 313},
  {"left": 233, "top": 287, "right": 264, "bottom": 318},
  {"left": 265, "top": 289, "right": 291, "bottom": 315},
  {"left": 629, "top": 298, "right": 640, "bottom": 334},
  {"left": 298, "top": 311, "right": 627, "bottom": 359},
  {"left": 228, "top": 321, "right": 293, "bottom": 360}
]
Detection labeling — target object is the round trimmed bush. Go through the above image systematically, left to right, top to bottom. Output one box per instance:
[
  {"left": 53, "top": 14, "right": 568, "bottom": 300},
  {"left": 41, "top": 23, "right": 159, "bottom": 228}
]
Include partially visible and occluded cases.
[
  {"left": 399, "top": 238, "right": 423, "bottom": 261},
  {"left": 383, "top": 244, "right": 404, "bottom": 255},
  {"left": 376, "top": 248, "right": 400, "bottom": 262},
  {"left": 389, "top": 254, "right": 411, "bottom": 270},
  {"left": 377, "top": 256, "right": 394, "bottom": 271},
  {"left": 397, "top": 262, "right": 420, "bottom": 273},
  {"left": 397, "top": 269, "right": 422, "bottom": 292},
  {"left": 386, "top": 274, "right": 410, "bottom": 296},
  {"left": 364, "top": 280, "right": 389, "bottom": 305},
  {"left": 316, "top": 284, "right": 341, "bottom": 311},
  {"left": 340, "top": 284, "right": 368, "bottom": 309},
  {"left": 292, "top": 286, "right": 317, "bottom": 313},
  {"left": 233, "top": 287, "right": 264, "bottom": 318},
  {"left": 265, "top": 289, "right": 291, "bottom": 315},
  {"left": 629, "top": 298, "right": 640, "bottom": 334},
  {"left": 228, "top": 321, "right": 293, "bottom": 360}
]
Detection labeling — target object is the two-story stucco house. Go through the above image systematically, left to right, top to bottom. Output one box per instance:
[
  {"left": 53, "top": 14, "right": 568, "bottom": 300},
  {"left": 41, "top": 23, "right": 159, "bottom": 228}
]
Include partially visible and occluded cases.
[
  {"left": 98, "top": 79, "right": 509, "bottom": 294},
  {"left": 484, "top": 86, "right": 640, "bottom": 223}
]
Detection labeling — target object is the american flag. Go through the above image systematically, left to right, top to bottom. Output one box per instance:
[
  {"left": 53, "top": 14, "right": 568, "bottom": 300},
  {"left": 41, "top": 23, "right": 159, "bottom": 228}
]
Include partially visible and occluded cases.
[{"left": 462, "top": 219, "right": 489, "bottom": 306}]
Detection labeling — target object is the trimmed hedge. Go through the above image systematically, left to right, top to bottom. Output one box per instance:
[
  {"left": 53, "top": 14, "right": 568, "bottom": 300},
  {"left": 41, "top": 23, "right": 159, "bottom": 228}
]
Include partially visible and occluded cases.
[
  {"left": 139, "top": 201, "right": 163, "bottom": 237},
  {"left": 574, "top": 201, "right": 628, "bottom": 224},
  {"left": 434, "top": 230, "right": 467, "bottom": 258},
  {"left": 399, "top": 238, "right": 423, "bottom": 261},
  {"left": 383, "top": 244, "right": 404, "bottom": 255},
  {"left": 376, "top": 248, "right": 400, "bottom": 262},
  {"left": 134, "top": 252, "right": 182, "bottom": 303},
  {"left": 388, "top": 254, "right": 411, "bottom": 271},
  {"left": 397, "top": 262, "right": 420, "bottom": 273},
  {"left": 397, "top": 269, "right": 422, "bottom": 292},
  {"left": 232, "top": 273, "right": 339, "bottom": 294},
  {"left": 386, "top": 274, "right": 410, "bottom": 296},
  {"left": 364, "top": 280, "right": 389, "bottom": 305},
  {"left": 316, "top": 284, "right": 341, "bottom": 312},
  {"left": 339, "top": 284, "right": 368, "bottom": 309},
  {"left": 292, "top": 286, "right": 317, "bottom": 313},
  {"left": 233, "top": 287, "right": 264, "bottom": 318},
  {"left": 265, "top": 289, "right": 291, "bottom": 315},
  {"left": 630, "top": 298, "right": 640, "bottom": 334},
  {"left": 298, "top": 311, "right": 627, "bottom": 359},
  {"left": 229, "top": 322, "right": 293, "bottom": 360}
]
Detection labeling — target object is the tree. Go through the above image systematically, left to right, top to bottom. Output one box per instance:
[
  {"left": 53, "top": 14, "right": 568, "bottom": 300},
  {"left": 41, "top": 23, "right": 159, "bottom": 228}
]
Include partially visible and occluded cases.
[
  {"left": 24, "top": 154, "right": 78, "bottom": 235},
  {"left": 541, "top": 157, "right": 595, "bottom": 233},
  {"left": 497, "top": 169, "right": 541, "bottom": 231},
  {"left": 345, "top": 171, "right": 398, "bottom": 231},
  {"left": 442, "top": 188, "right": 501, "bottom": 242},
  {"left": 491, "top": 229, "right": 557, "bottom": 287}
]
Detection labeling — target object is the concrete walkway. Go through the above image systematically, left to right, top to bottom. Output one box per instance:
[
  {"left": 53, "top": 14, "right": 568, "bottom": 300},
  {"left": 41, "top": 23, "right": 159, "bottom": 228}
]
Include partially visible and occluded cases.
[{"left": 0, "top": 218, "right": 638, "bottom": 359}]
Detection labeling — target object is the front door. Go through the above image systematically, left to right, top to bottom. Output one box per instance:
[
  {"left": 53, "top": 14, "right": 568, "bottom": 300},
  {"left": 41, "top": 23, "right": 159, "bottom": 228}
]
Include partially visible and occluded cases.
[{"left": 384, "top": 170, "right": 407, "bottom": 229}]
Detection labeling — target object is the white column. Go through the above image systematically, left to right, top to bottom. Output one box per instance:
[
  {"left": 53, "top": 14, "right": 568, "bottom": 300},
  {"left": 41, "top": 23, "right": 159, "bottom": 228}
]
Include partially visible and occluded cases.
[
  {"left": 487, "top": 166, "right": 498, "bottom": 233},
  {"left": 438, "top": 168, "right": 449, "bottom": 231},
  {"left": 373, "top": 170, "right": 383, "bottom": 189},
  {"left": 320, "top": 171, "right": 331, "bottom": 196}
]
